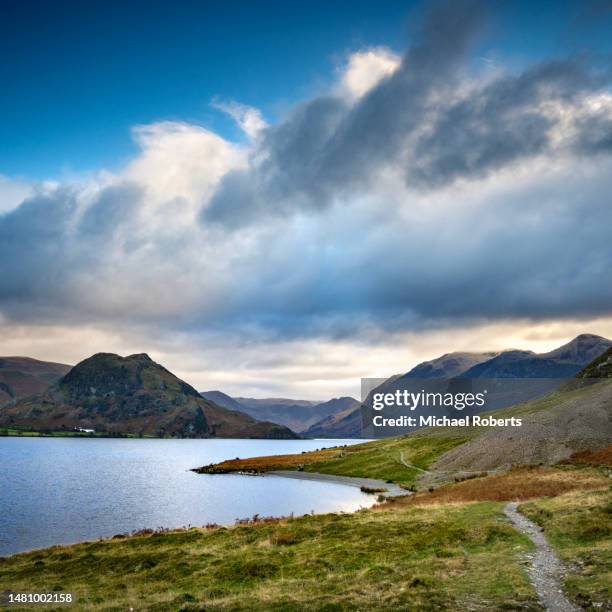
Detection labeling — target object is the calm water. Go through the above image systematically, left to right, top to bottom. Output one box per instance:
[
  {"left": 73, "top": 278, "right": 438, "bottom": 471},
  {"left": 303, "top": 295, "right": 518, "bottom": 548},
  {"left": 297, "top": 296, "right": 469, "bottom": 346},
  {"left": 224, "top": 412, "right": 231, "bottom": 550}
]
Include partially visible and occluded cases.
[{"left": 0, "top": 437, "right": 370, "bottom": 556}]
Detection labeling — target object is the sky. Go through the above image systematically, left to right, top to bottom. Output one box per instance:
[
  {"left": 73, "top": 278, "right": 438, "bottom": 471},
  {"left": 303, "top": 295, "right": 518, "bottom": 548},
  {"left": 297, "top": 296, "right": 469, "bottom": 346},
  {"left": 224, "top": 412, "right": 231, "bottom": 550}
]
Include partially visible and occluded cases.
[{"left": 1, "top": 0, "right": 612, "bottom": 398}]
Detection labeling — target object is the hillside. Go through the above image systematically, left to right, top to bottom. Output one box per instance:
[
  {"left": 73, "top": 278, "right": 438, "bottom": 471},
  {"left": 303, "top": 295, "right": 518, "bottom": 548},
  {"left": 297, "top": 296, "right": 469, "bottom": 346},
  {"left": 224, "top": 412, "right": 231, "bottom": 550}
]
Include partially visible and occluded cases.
[
  {"left": 304, "top": 334, "right": 612, "bottom": 439},
  {"left": 461, "top": 334, "right": 612, "bottom": 378},
  {"left": 576, "top": 347, "right": 612, "bottom": 379},
  {"left": 403, "top": 351, "right": 499, "bottom": 378},
  {"left": 0, "top": 353, "right": 298, "bottom": 439},
  {"left": 0, "top": 356, "right": 71, "bottom": 405},
  {"left": 198, "top": 371, "right": 612, "bottom": 486},
  {"left": 429, "top": 379, "right": 612, "bottom": 477},
  {"left": 200, "top": 390, "right": 246, "bottom": 412},
  {"left": 202, "top": 393, "right": 358, "bottom": 433},
  {"left": 303, "top": 401, "right": 363, "bottom": 438}
]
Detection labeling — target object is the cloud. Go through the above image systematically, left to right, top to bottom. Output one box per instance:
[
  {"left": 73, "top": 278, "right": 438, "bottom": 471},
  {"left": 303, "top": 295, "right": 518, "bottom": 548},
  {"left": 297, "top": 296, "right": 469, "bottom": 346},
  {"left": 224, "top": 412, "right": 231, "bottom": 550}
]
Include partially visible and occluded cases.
[
  {"left": 1, "top": 0, "right": 612, "bottom": 395},
  {"left": 205, "top": 0, "right": 487, "bottom": 224},
  {"left": 338, "top": 47, "right": 401, "bottom": 99},
  {"left": 211, "top": 99, "right": 268, "bottom": 139},
  {"left": 0, "top": 175, "right": 34, "bottom": 215}
]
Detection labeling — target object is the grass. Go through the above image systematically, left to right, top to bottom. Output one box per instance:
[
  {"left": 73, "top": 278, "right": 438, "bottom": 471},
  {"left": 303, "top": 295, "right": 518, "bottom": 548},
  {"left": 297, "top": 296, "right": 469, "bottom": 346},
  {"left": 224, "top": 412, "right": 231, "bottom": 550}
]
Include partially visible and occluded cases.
[
  {"left": 195, "top": 380, "right": 612, "bottom": 488},
  {"left": 0, "top": 427, "right": 157, "bottom": 438},
  {"left": 195, "top": 431, "right": 471, "bottom": 487},
  {"left": 560, "top": 444, "right": 612, "bottom": 467},
  {"left": 1, "top": 464, "right": 609, "bottom": 610},
  {"left": 386, "top": 465, "right": 610, "bottom": 507},
  {"left": 520, "top": 487, "right": 612, "bottom": 610},
  {"left": 0, "top": 501, "right": 538, "bottom": 611}
]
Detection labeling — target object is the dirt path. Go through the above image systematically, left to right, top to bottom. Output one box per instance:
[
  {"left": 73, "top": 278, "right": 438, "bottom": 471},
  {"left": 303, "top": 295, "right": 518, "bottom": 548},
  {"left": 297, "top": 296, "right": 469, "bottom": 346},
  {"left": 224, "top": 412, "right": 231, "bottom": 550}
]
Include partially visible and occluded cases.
[
  {"left": 398, "top": 451, "right": 430, "bottom": 473},
  {"left": 504, "top": 502, "right": 578, "bottom": 612}
]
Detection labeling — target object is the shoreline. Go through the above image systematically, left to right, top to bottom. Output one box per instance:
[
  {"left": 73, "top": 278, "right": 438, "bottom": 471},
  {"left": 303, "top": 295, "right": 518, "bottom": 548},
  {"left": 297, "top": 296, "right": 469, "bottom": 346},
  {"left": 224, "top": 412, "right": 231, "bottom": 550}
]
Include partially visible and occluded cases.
[
  {"left": 265, "top": 470, "right": 410, "bottom": 497},
  {"left": 2, "top": 472, "right": 404, "bottom": 558}
]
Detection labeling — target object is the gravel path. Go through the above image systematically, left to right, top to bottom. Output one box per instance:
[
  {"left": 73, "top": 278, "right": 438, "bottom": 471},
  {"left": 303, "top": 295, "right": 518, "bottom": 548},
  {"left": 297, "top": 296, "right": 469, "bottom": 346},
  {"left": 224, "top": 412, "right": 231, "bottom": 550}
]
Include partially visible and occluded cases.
[
  {"left": 266, "top": 470, "right": 410, "bottom": 498},
  {"left": 504, "top": 502, "right": 578, "bottom": 612}
]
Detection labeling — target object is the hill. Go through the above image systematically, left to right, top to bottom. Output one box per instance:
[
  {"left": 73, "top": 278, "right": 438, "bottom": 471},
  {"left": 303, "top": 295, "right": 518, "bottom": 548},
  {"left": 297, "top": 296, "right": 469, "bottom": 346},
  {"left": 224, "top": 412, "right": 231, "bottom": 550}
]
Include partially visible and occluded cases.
[
  {"left": 306, "top": 334, "right": 612, "bottom": 439},
  {"left": 461, "top": 334, "right": 612, "bottom": 378},
  {"left": 576, "top": 347, "right": 612, "bottom": 379},
  {"left": 199, "top": 349, "right": 612, "bottom": 485},
  {"left": 403, "top": 351, "right": 499, "bottom": 378},
  {"left": 0, "top": 353, "right": 298, "bottom": 439},
  {"left": 0, "top": 356, "right": 71, "bottom": 405},
  {"left": 428, "top": 379, "right": 612, "bottom": 477},
  {"left": 200, "top": 390, "right": 246, "bottom": 412},
  {"left": 201, "top": 394, "right": 358, "bottom": 433},
  {"left": 302, "top": 400, "right": 362, "bottom": 438}
]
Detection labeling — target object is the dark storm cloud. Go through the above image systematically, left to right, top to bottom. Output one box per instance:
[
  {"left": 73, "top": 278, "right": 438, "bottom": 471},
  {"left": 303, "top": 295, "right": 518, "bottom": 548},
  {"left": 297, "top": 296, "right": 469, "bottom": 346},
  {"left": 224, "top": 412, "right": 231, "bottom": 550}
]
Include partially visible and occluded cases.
[
  {"left": 1, "top": 0, "right": 612, "bottom": 342},
  {"left": 206, "top": 0, "right": 486, "bottom": 225},
  {"left": 205, "top": 3, "right": 612, "bottom": 226},
  {"left": 408, "top": 59, "right": 608, "bottom": 187},
  {"left": 0, "top": 183, "right": 143, "bottom": 317}
]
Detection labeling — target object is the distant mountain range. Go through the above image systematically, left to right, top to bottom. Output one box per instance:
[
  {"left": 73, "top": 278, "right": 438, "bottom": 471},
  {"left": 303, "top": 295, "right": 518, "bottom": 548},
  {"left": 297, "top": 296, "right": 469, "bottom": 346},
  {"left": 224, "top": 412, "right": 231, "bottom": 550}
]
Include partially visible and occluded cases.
[
  {"left": 306, "top": 333, "right": 612, "bottom": 438},
  {"left": 2, "top": 334, "right": 610, "bottom": 439},
  {"left": 0, "top": 353, "right": 297, "bottom": 439},
  {"left": 0, "top": 357, "right": 71, "bottom": 404},
  {"left": 200, "top": 391, "right": 359, "bottom": 434}
]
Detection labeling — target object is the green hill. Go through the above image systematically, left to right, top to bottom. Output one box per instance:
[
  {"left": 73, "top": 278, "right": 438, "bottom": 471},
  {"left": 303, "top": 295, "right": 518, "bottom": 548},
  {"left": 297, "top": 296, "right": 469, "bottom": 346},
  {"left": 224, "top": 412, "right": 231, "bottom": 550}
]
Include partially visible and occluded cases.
[{"left": 0, "top": 353, "right": 298, "bottom": 439}]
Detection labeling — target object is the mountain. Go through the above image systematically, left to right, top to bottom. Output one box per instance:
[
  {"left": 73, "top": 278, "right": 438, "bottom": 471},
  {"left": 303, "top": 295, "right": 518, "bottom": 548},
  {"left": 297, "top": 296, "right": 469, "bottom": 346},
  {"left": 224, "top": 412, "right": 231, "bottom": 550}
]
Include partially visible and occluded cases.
[
  {"left": 542, "top": 333, "right": 612, "bottom": 364},
  {"left": 304, "top": 334, "right": 612, "bottom": 439},
  {"left": 461, "top": 334, "right": 612, "bottom": 378},
  {"left": 576, "top": 347, "right": 612, "bottom": 379},
  {"left": 403, "top": 351, "right": 499, "bottom": 378},
  {"left": 0, "top": 353, "right": 298, "bottom": 439},
  {"left": 0, "top": 357, "right": 71, "bottom": 405},
  {"left": 430, "top": 374, "right": 612, "bottom": 476},
  {"left": 200, "top": 390, "right": 246, "bottom": 412},
  {"left": 204, "top": 395, "right": 356, "bottom": 433},
  {"left": 236, "top": 397, "right": 318, "bottom": 409},
  {"left": 302, "top": 401, "right": 362, "bottom": 438}
]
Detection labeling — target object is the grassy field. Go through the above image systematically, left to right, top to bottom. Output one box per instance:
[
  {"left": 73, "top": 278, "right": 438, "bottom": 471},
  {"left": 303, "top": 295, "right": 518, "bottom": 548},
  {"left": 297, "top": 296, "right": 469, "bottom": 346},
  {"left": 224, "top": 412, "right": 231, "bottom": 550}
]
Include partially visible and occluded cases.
[
  {"left": 197, "top": 381, "right": 612, "bottom": 489},
  {"left": 195, "top": 430, "right": 472, "bottom": 487},
  {"left": 1, "top": 465, "right": 609, "bottom": 611},
  {"left": 391, "top": 465, "right": 610, "bottom": 506},
  {"left": 0, "top": 501, "right": 538, "bottom": 611}
]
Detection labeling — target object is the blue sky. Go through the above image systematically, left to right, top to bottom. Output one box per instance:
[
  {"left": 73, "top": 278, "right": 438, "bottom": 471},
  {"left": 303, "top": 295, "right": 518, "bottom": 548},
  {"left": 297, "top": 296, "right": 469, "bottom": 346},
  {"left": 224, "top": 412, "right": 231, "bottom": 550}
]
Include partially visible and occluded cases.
[
  {"left": 1, "top": 0, "right": 410, "bottom": 177},
  {"left": 3, "top": 0, "right": 612, "bottom": 179},
  {"left": 2, "top": 1, "right": 612, "bottom": 396}
]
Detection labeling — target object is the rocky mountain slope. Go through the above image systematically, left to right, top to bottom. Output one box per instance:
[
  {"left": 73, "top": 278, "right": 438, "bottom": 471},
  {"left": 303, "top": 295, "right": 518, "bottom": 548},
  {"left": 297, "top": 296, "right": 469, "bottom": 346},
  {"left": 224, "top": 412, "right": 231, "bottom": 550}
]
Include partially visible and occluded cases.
[
  {"left": 304, "top": 334, "right": 612, "bottom": 438},
  {"left": 461, "top": 334, "right": 612, "bottom": 378},
  {"left": 576, "top": 347, "right": 612, "bottom": 379},
  {"left": 403, "top": 351, "right": 499, "bottom": 378},
  {"left": 0, "top": 353, "right": 298, "bottom": 438},
  {"left": 0, "top": 357, "right": 71, "bottom": 405},
  {"left": 428, "top": 378, "right": 612, "bottom": 477}
]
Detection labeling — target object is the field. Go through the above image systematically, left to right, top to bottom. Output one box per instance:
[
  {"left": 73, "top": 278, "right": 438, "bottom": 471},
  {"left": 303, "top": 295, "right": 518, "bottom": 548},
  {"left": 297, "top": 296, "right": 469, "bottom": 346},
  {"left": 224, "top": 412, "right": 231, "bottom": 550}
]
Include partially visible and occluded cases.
[
  {"left": 195, "top": 430, "right": 472, "bottom": 487},
  {"left": 0, "top": 500, "right": 538, "bottom": 611}
]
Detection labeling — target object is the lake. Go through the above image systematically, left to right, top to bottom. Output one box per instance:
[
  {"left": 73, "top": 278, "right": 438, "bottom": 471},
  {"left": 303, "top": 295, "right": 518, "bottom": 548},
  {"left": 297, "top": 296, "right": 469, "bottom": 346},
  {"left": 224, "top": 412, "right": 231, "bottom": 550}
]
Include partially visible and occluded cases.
[{"left": 0, "top": 437, "right": 371, "bottom": 556}]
